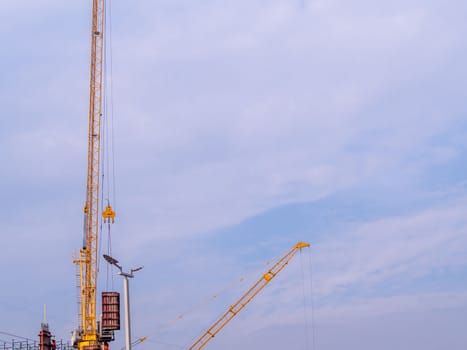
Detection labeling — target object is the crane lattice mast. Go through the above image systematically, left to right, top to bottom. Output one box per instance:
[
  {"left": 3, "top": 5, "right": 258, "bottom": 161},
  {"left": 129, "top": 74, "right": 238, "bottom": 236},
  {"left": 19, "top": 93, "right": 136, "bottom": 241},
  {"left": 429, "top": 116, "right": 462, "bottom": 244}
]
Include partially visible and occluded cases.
[{"left": 73, "top": 1, "right": 115, "bottom": 349}]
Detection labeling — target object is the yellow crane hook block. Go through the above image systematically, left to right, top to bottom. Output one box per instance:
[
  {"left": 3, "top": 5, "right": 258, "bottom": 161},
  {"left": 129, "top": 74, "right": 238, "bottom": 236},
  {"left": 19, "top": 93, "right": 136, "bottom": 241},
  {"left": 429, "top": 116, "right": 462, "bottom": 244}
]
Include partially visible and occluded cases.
[{"left": 102, "top": 205, "right": 116, "bottom": 223}]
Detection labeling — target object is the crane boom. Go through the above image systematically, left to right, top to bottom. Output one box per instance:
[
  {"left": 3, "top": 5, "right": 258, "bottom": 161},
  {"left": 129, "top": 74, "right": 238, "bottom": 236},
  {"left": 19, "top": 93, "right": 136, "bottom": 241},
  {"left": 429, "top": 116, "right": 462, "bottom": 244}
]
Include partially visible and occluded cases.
[
  {"left": 73, "top": 1, "right": 112, "bottom": 349},
  {"left": 188, "top": 242, "right": 310, "bottom": 350}
]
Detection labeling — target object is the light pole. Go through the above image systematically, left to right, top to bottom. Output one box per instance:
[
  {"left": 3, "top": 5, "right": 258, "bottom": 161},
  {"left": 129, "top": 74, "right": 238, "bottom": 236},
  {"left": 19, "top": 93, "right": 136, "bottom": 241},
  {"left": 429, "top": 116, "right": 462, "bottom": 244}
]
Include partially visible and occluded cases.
[{"left": 103, "top": 254, "right": 143, "bottom": 350}]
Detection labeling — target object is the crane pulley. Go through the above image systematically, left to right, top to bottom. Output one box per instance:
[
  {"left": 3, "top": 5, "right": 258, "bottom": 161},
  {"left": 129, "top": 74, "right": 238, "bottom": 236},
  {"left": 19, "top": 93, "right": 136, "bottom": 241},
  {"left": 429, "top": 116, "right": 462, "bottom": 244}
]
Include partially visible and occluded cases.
[{"left": 188, "top": 242, "right": 311, "bottom": 350}]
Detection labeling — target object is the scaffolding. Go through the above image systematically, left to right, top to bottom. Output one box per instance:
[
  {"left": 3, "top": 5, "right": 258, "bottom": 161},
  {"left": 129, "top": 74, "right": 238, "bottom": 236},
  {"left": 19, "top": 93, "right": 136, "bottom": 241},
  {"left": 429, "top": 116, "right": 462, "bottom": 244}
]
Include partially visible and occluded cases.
[{"left": 0, "top": 339, "right": 73, "bottom": 350}]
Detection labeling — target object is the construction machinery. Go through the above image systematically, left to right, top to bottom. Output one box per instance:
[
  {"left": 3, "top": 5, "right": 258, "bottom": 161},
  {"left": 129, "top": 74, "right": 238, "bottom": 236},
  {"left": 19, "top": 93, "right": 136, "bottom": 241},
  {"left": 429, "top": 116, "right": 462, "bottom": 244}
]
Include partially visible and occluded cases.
[
  {"left": 71, "top": 1, "right": 119, "bottom": 349},
  {"left": 69, "top": 2, "right": 310, "bottom": 350},
  {"left": 188, "top": 242, "right": 310, "bottom": 350}
]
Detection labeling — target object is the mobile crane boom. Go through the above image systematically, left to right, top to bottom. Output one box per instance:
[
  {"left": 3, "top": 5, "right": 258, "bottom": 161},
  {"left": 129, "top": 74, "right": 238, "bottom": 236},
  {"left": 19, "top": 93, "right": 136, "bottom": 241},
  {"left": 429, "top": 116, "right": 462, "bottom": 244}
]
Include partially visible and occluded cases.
[
  {"left": 72, "top": 1, "right": 115, "bottom": 349},
  {"left": 188, "top": 242, "right": 310, "bottom": 350}
]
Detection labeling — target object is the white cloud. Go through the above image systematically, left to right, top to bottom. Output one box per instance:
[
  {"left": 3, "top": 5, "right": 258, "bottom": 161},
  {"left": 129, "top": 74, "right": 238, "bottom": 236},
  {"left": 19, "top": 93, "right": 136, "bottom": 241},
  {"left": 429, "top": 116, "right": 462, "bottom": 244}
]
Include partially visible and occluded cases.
[
  {"left": 92, "top": 0, "right": 467, "bottom": 246},
  {"left": 1, "top": 1, "right": 467, "bottom": 348},
  {"left": 118, "top": 199, "right": 467, "bottom": 349},
  {"left": 311, "top": 201, "right": 467, "bottom": 296}
]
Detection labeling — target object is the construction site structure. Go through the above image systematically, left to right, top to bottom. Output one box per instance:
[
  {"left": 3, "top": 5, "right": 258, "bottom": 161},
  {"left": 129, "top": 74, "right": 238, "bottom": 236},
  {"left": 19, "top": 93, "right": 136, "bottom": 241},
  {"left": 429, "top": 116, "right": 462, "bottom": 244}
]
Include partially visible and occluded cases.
[
  {"left": 72, "top": 0, "right": 118, "bottom": 349},
  {"left": 189, "top": 242, "right": 311, "bottom": 350},
  {"left": 39, "top": 323, "right": 55, "bottom": 350},
  {"left": 0, "top": 332, "right": 72, "bottom": 350}
]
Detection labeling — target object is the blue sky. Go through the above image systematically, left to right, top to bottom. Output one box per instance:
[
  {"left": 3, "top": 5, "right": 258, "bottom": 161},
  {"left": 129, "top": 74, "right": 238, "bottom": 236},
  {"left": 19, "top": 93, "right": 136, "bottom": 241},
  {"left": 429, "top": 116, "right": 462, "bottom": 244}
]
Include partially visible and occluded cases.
[{"left": 1, "top": 0, "right": 467, "bottom": 349}]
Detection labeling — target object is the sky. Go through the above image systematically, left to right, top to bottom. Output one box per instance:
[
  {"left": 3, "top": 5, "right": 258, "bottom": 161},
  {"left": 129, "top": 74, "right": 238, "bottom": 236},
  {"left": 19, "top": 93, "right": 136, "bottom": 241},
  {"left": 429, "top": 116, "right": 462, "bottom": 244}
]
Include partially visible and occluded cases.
[{"left": 1, "top": 0, "right": 467, "bottom": 349}]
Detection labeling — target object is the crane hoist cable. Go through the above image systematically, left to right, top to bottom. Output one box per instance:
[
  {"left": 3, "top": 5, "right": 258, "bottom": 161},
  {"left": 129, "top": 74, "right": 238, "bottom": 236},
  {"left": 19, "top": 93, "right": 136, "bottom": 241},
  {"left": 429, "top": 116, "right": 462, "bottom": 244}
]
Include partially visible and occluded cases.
[
  {"left": 100, "top": 0, "right": 117, "bottom": 295},
  {"left": 307, "top": 247, "right": 317, "bottom": 350},
  {"left": 300, "top": 249, "right": 311, "bottom": 350}
]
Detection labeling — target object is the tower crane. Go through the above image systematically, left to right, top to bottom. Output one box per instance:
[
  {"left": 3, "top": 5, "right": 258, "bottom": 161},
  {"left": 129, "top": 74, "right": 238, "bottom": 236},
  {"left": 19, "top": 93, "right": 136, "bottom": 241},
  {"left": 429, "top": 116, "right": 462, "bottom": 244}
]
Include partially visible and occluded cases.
[
  {"left": 72, "top": 1, "right": 117, "bottom": 350},
  {"left": 188, "top": 242, "right": 310, "bottom": 350}
]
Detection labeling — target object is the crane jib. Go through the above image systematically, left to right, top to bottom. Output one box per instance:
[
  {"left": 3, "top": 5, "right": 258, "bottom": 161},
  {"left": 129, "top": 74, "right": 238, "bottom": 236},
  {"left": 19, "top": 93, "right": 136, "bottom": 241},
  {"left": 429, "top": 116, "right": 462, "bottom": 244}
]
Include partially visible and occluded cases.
[{"left": 188, "top": 242, "right": 311, "bottom": 350}]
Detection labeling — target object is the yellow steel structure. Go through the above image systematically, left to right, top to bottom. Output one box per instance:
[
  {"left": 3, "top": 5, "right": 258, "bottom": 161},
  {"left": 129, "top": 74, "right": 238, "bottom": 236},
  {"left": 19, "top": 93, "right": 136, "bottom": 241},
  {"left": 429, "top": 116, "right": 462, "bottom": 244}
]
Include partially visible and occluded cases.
[
  {"left": 73, "top": 1, "right": 114, "bottom": 349},
  {"left": 188, "top": 242, "right": 311, "bottom": 350}
]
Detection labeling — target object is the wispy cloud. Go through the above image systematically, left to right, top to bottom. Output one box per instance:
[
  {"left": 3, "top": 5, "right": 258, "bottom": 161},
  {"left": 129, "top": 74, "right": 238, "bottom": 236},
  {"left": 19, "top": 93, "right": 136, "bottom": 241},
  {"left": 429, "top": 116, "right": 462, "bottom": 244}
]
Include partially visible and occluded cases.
[{"left": 1, "top": 1, "right": 466, "bottom": 349}]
